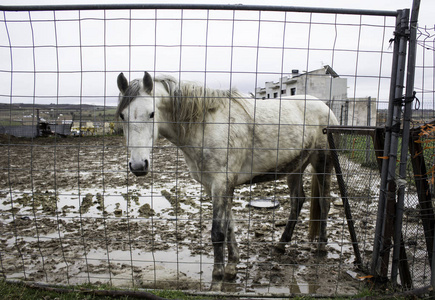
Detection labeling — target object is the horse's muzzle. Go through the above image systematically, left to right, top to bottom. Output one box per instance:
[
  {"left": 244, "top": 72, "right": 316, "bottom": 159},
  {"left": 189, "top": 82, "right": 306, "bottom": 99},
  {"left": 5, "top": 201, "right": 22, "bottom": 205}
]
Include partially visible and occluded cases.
[{"left": 129, "top": 160, "right": 149, "bottom": 176}]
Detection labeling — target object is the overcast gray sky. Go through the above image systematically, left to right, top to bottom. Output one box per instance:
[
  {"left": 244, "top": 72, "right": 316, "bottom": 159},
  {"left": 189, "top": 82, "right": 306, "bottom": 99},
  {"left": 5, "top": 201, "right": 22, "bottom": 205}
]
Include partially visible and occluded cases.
[{"left": 0, "top": 0, "right": 433, "bottom": 108}]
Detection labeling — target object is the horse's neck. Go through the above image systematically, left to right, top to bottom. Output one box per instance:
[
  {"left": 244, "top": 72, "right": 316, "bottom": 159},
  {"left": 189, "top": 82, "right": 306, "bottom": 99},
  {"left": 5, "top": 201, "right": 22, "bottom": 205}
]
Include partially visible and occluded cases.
[
  {"left": 156, "top": 94, "right": 195, "bottom": 147},
  {"left": 157, "top": 116, "right": 193, "bottom": 147},
  {"left": 158, "top": 126, "right": 185, "bottom": 146}
]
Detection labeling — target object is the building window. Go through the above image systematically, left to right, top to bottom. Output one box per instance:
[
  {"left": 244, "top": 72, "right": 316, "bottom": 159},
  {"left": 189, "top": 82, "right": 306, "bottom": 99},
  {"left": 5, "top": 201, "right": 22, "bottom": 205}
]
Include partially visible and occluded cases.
[
  {"left": 291, "top": 88, "right": 296, "bottom": 95},
  {"left": 281, "top": 89, "right": 286, "bottom": 95},
  {"left": 273, "top": 92, "right": 278, "bottom": 98},
  {"left": 267, "top": 94, "right": 270, "bottom": 99}
]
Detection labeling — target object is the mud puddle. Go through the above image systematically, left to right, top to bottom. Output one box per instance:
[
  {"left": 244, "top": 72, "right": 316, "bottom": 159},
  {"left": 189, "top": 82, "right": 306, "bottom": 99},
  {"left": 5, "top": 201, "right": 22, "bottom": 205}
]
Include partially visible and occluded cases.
[{"left": 0, "top": 135, "right": 388, "bottom": 296}]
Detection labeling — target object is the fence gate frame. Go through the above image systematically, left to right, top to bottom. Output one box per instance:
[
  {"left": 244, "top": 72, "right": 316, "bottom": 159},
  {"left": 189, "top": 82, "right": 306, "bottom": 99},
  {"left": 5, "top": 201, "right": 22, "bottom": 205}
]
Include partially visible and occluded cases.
[
  {"left": 326, "top": 0, "right": 430, "bottom": 290},
  {"left": 370, "top": 0, "right": 423, "bottom": 289},
  {"left": 1, "top": 1, "right": 429, "bottom": 297}
]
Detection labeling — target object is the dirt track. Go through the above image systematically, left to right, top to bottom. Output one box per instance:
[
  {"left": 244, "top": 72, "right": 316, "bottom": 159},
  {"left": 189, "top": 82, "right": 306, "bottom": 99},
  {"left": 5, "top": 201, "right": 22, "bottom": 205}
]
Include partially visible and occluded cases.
[{"left": 0, "top": 134, "right": 380, "bottom": 295}]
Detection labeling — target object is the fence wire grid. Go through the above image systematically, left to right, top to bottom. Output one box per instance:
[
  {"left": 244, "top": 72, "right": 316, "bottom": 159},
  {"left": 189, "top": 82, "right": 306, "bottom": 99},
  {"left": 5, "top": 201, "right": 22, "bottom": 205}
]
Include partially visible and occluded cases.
[{"left": 0, "top": 4, "right": 431, "bottom": 298}]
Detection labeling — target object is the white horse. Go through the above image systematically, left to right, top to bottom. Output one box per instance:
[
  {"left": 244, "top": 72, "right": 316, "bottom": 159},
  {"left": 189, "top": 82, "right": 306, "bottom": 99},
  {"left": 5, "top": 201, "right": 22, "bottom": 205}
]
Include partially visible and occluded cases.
[{"left": 116, "top": 72, "right": 338, "bottom": 290}]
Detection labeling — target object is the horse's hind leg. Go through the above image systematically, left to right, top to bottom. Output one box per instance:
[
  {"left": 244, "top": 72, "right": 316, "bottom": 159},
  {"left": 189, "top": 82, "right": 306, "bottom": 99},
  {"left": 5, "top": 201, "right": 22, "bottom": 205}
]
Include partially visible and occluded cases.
[
  {"left": 311, "top": 153, "right": 333, "bottom": 251},
  {"left": 275, "top": 172, "right": 306, "bottom": 253}
]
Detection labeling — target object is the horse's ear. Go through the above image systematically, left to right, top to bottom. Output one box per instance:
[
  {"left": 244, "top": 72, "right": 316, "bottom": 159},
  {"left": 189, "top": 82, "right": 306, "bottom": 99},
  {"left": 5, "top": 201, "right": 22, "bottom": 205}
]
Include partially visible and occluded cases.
[
  {"left": 143, "top": 72, "right": 153, "bottom": 94},
  {"left": 117, "top": 73, "right": 129, "bottom": 94}
]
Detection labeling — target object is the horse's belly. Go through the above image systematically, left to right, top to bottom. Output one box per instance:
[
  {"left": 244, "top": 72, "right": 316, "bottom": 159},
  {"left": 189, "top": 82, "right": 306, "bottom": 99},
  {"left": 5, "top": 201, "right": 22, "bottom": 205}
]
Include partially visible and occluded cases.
[{"left": 236, "top": 149, "right": 311, "bottom": 185}]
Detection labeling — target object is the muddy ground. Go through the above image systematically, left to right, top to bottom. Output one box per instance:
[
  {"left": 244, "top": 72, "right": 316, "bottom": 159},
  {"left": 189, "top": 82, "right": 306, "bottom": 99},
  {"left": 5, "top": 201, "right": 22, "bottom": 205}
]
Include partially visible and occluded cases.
[{"left": 0, "top": 134, "right": 427, "bottom": 296}]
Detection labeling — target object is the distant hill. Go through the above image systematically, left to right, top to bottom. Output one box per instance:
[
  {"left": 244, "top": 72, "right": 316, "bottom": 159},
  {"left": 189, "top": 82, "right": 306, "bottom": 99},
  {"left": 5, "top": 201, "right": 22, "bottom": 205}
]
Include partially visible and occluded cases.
[
  {"left": 0, "top": 103, "right": 116, "bottom": 110},
  {"left": 0, "top": 103, "right": 117, "bottom": 126}
]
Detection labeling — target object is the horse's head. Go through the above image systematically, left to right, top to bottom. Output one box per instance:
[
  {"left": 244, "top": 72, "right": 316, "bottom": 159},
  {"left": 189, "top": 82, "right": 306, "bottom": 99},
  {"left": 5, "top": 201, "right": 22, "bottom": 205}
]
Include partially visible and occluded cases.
[{"left": 116, "top": 72, "right": 159, "bottom": 177}]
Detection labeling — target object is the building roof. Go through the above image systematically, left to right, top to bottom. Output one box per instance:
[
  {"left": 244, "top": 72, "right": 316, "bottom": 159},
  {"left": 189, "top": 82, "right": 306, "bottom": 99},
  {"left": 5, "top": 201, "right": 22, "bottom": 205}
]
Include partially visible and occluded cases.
[
  {"left": 293, "top": 65, "right": 340, "bottom": 78},
  {"left": 323, "top": 65, "right": 339, "bottom": 78}
]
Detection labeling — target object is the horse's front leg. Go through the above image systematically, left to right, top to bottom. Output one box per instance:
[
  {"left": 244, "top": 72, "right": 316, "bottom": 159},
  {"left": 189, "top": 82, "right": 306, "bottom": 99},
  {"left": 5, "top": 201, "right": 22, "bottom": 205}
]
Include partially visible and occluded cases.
[
  {"left": 210, "top": 186, "right": 237, "bottom": 290},
  {"left": 210, "top": 194, "right": 226, "bottom": 291},
  {"left": 224, "top": 208, "right": 239, "bottom": 281}
]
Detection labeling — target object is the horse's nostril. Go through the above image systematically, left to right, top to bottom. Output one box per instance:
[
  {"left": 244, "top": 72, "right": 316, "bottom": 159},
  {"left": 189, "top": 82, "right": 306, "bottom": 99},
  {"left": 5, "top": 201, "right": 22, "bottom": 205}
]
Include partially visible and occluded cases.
[{"left": 129, "top": 160, "right": 148, "bottom": 172}]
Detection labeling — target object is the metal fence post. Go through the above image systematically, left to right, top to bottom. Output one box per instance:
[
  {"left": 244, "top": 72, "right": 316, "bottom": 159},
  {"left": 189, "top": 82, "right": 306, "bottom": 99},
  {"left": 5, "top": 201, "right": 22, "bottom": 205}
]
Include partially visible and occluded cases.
[
  {"left": 391, "top": 0, "right": 420, "bottom": 287},
  {"left": 371, "top": 9, "right": 408, "bottom": 278}
]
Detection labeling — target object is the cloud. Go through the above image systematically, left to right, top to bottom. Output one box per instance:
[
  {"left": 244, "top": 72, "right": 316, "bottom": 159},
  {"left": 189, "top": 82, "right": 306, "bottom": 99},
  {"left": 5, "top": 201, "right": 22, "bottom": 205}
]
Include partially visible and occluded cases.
[{"left": 0, "top": 3, "right": 431, "bottom": 108}]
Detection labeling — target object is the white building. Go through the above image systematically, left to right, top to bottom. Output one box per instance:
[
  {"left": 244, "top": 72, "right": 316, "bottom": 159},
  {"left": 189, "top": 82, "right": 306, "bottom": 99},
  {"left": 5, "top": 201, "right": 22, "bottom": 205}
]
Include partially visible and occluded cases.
[{"left": 255, "top": 65, "right": 376, "bottom": 126}]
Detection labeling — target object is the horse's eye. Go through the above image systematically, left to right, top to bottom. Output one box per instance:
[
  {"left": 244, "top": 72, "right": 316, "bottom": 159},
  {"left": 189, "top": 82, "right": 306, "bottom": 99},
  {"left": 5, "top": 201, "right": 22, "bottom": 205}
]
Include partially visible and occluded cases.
[
  {"left": 149, "top": 112, "right": 154, "bottom": 119},
  {"left": 119, "top": 113, "right": 125, "bottom": 121}
]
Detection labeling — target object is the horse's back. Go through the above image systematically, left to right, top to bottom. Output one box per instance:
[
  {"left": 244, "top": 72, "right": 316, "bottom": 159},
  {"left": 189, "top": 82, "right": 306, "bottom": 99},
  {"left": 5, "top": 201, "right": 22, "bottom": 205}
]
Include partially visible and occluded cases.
[
  {"left": 223, "top": 95, "right": 338, "bottom": 185},
  {"left": 247, "top": 95, "right": 337, "bottom": 148},
  {"left": 254, "top": 95, "right": 337, "bottom": 126}
]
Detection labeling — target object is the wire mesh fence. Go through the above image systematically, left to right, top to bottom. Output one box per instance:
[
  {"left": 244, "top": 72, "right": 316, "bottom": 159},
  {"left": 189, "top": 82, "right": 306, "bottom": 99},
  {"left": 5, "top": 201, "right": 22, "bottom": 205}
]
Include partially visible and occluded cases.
[
  {"left": 1, "top": 3, "right": 431, "bottom": 298},
  {"left": 406, "top": 24, "right": 435, "bottom": 291},
  {"left": 330, "top": 126, "right": 433, "bottom": 290}
]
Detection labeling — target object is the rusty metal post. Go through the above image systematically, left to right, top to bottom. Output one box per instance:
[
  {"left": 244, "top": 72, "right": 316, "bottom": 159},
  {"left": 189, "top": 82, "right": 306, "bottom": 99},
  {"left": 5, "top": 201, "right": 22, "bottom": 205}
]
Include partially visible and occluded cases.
[
  {"left": 409, "top": 129, "right": 435, "bottom": 269},
  {"left": 326, "top": 130, "right": 363, "bottom": 268}
]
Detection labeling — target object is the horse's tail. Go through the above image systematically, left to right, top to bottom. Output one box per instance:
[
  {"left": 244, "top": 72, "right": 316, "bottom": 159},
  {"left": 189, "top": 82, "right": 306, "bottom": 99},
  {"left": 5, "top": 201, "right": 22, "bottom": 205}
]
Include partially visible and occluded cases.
[{"left": 308, "top": 174, "right": 321, "bottom": 240}]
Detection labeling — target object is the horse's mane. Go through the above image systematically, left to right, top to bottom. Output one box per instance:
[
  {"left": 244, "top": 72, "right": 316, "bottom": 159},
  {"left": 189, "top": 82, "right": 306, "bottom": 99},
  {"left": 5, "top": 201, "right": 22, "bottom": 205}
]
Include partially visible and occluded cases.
[
  {"left": 115, "top": 74, "right": 249, "bottom": 133},
  {"left": 155, "top": 75, "right": 249, "bottom": 131},
  {"left": 115, "top": 78, "right": 142, "bottom": 120}
]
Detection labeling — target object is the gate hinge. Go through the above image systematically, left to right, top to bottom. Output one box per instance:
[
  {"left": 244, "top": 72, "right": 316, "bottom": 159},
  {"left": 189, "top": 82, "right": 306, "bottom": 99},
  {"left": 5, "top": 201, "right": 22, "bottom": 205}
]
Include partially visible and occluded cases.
[{"left": 393, "top": 91, "right": 420, "bottom": 110}]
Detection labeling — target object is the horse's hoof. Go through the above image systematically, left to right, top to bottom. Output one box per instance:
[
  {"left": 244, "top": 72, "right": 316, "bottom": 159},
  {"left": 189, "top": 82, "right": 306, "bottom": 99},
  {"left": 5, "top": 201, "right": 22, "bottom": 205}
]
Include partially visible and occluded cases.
[
  {"left": 312, "top": 242, "right": 327, "bottom": 256},
  {"left": 274, "top": 243, "right": 286, "bottom": 254},
  {"left": 224, "top": 264, "right": 237, "bottom": 281},
  {"left": 210, "top": 281, "right": 222, "bottom": 291}
]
